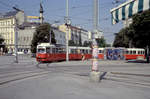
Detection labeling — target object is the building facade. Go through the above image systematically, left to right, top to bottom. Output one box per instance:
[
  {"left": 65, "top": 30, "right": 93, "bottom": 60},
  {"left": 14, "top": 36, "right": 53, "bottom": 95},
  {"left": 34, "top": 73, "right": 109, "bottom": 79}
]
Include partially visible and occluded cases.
[
  {"left": 0, "top": 10, "right": 89, "bottom": 54},
  {"left": 0, "top": 11, "right": 25, "bottom": 53},
  {"left": 17, "top": 23, "right": 39, "bottom": 53},
  {"left": 51, "top": 24, "right": 66, "bottom": 46},
  {"left": 58, "top": 24, "right": 89, "bottom": 46}
]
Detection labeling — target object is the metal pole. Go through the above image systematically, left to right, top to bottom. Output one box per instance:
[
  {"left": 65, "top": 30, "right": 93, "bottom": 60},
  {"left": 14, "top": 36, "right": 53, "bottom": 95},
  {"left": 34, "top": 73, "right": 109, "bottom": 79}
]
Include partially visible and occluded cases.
[
  {"left": 66, "top": 0, "right": 69, "bottom": 61},
  {"left": 66, "top": 0, "right": 69, "bottom": 18},
  {"left": 90, "top": 0, "right": 100, "bottom": 82},
  {"left": 92, "top": 0, "right": 99, "bottom": 72},
  {"left": 14, "top": 17, "right": 18, "bottom": 63},
  {"left": 66, "top": 27, "right": 69, "bottom": 61},
  {"left": 49, "top": 31, "right": 51, "bottom": 44},
  {"left": 146, "top": 45, "right": 149, "bottom": 63}
]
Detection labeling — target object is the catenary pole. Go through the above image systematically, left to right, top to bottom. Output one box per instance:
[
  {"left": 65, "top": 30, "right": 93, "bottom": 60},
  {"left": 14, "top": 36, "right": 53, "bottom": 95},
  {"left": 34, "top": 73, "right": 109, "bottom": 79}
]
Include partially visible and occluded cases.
[
  {"left": 65, "top": 0, "right": 69, "bottom": 61},
  {"left": 90, "top": 0, "right": 100, "bottom": 82},
  {"left": 92, "top": 0, "right": 99, "bottom": 71},
  {"left": 12, "top": 7, "right": 19, "bottom": 63},
  {"left": 14, "top": 17, "right": 18, "bottom": 63}
]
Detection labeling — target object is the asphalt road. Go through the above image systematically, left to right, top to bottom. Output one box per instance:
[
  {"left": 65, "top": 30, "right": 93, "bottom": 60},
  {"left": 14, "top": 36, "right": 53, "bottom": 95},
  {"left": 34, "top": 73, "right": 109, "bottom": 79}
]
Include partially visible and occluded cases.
[{"left": 0, "top": 55, "right": 150, "bottom": 99}]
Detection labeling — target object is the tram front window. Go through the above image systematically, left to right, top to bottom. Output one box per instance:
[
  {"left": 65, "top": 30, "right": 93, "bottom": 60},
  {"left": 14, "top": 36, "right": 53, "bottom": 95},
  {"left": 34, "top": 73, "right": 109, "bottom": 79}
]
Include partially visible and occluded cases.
[{"left": 37, "top": 48, "right": 45, "bottom": 53}]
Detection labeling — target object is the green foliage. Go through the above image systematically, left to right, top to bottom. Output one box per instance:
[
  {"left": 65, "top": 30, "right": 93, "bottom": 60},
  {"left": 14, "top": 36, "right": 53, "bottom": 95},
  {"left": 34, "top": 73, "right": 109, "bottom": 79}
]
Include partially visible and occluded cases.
[
  {"left": 113, "top": 10, "right": 150, "bottom": 48},
  {"left": 131, "top": 10, "right": 150, "bottom": 48},
  {"left": 31, "top": 23, "right": 56, "bottom": 53},
  {"left": 113, "top": 27, "right": 130, "bottom": 48},
  {"left": 0, "top": 35, "right": 4, "bottom": 48},
  {"left": 0, "top": 35, "right": 4, "bottom": 44},
  {"left": 0, "top": 35, "right": 6, "bottom": 53},
  {"left": 96, "top": 37, "right": 107, "bottom": 47},
  {"left": 69, "top": 40, "right": 75, "bottom": 46},
  {"left": 69, "top": 40, "right": 82, "bottom": 46},
  {"left": 83, "top": 41, "right": 92, "bottom": 47},
  {"left": 106, "top": 44, "right": 111, "bottom": 47}
]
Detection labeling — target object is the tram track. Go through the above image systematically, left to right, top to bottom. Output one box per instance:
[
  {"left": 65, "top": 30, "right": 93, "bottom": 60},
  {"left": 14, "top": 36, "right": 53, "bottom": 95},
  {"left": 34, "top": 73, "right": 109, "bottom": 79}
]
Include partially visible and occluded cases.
[
  {"left": 0, "top": 61, "right": 150, "bottom": 88},
  {"left": 0, "top": 63, "right": 81, "bottom": 86},
  {"left": 0, "top": 69, "right": 50, "bottom": 86},
  {"left": 103, "top": 72, "right": 150, "bottom": 87},
  {"left": 104, "top": 77, "right": 150, "bottom": 87}
]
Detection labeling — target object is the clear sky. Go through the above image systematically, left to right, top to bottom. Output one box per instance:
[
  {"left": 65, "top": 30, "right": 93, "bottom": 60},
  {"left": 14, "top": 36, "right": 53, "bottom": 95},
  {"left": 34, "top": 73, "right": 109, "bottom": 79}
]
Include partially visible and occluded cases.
[{"left": 0, "top": 0, "right": 126, "bottom": 44}]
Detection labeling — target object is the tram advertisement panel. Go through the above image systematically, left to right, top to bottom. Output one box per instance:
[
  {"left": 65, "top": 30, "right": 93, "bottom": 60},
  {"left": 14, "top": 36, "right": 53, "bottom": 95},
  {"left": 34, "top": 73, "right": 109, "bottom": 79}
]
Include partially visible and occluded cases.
[{"left": 106, "top": 48, "right": 124, "bottom": 60}]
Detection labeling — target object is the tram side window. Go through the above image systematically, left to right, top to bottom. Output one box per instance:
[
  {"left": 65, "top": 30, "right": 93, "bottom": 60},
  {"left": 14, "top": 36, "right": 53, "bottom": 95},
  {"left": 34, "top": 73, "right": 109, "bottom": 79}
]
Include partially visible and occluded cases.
[
  {"left": 46, "top": 47, "right": 51, "bottom": 53},
  {"left": 38, "top": 48, "right": 45, "bottom": 53},
  {"left": 52, "top": 48, "right": 55, "bottom": 53},
  {"left": 56, "top": 48, "right": 59, "bottom": 53},
  {"left": 58, "top": 48, "right": 63, "bottom": 53},
  {"left": 71, "top": 49, "right": 74, "bottom": 54},
  {"left": 73, "top": 49, "right": 76, "bottom": 54},
  {"left": 77, "top": 49, "right": 80, "bottom": 54},
  {"left": 81, "top": 49, "right": 83, "bottom": 54},
  {"left": 83, "top": 49, "right": 85, "bottom": 54},
  {"left": 85, "top": 50, "right": 88, "bottom": 54},
  {"left": 87, "top": 50, "right": 90, "bottom": 54},
  {"left": 99, "top": 50, "right": 103, "bottom": 54},
  {"left": 99, "top": 50, "right": 101, "bottom": 53},
  {"left": 126, "top": 51, "right": 129, "bottom": 54},
  {"left": 130, "top": 51, "right": 133, "bottom": 54},
  {"left": 133, "top": 51, "right": 136, "bottom": 54},
  {"left": 138, "top": 51, "right": 140, "bottom": 54},
  {"left": 141, "top": 51, "right": 143, "bottom": 55},
  {"left": 143, "top": 51, "right": 145, "bottom": 55}
]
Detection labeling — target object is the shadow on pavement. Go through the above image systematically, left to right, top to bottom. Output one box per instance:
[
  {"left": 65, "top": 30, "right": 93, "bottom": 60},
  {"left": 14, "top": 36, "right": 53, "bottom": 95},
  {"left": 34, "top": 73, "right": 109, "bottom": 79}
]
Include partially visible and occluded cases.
[
  {"left": 127, "top": 60, "right": 149, "bottom": 64},
  {"left": 100, "top": 72, "right": 107, "bottom": 80}
]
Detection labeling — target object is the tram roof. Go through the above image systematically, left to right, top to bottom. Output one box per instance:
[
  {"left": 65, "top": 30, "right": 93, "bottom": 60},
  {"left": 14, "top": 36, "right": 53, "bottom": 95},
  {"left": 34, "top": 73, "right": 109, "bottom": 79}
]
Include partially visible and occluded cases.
[
  {"left": 37, "top": 43, "right": 55, "bottom": 47},
  {"left": 69, "top": 46, "right": 91, "bottom": 49},
  {"left": 126, "top": 48, "right": 145, "bottom": 51}
]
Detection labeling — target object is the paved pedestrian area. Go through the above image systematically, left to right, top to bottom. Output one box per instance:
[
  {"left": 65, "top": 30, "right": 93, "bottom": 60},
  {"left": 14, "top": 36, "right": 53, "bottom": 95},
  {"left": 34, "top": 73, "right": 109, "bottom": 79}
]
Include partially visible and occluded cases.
[{"left": 0, "top": 56, "right": 150, "bottom": 99}]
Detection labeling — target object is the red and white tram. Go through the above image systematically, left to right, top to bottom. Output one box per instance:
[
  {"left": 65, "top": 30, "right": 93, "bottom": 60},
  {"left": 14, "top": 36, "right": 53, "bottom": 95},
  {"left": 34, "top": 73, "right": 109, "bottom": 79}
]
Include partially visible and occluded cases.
[
  {"left": 36, "top": 43, "right": 92, "bottom": 62},
  {"left": 36, "top": 43, "right": 146, "bottom": 62},
  {"left": 97, "top": 47, "right": 145, "bottom": 60},
  {"left": 98, "top": 48, "right": 104, "bottom": 59},
  {"left": 124, "top": 48, "right": 145, "bottom": 60}
]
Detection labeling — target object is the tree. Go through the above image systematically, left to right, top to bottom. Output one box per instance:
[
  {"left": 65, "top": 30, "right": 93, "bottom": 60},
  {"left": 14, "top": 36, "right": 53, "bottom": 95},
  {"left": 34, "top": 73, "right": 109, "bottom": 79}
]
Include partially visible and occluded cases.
[
  {"left": 113, "top": 10, "right": 150, "bottom": 48},
  {"left": 113, "top": 10, "right": 150, "bottom": 62},
  {"left": 130, "top": 10, "right": 150, "bottom": 63},
  {"left": 131, "top": 10, "right": 150, "bottom": 48},
  {"left": 31, "top": 23, "right": 56, "bottom": 53},
  {"left": 113, "top": 27, "right": 130, "bottom": 48},
  {"left": 0, "top": 35, "right": 4, "bottom": 48},
  {"left": 0, "top": 35, "right": 4, "bottom": 45},
  {"left": 0, "top": 35, "right": 6, "bottom": 53},
  {"left": 96, "top": 37, "right": 107, "bottom": 47},
  {"left": 68, "top": 40, "right": 75, "bottom": 46},
  {"left": 83, "top": 41, "right": 92, "bottom": 47}
]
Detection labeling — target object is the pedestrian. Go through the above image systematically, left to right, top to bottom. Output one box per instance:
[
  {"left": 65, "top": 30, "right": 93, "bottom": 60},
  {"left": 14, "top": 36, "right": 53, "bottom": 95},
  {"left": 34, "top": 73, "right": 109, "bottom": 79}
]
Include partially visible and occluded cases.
[{"left": 82, "top": 53, "right": 85, "bottom": 61}]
